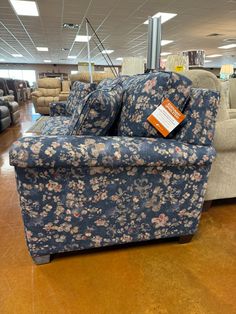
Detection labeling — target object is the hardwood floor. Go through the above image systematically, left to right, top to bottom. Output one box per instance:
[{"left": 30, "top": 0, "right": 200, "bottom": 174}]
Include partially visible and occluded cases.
[{"left": 0, "top": 102, "right": 235, "bottom": 314}]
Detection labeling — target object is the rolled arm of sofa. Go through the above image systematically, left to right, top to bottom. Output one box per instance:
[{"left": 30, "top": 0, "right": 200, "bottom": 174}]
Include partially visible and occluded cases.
[
  {"left": 49, "top": 101, "right": 68, "bottom": 116},
  {"left": 213, "top": 120, "right": 236, "bottom": 151},
  {"left": 9, "top": 136, "right": 216, "bottom": 169}
]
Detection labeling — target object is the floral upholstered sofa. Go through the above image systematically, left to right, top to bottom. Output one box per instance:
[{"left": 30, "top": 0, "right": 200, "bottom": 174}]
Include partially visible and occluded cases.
[{"left": 9, "top": 72, "right": 220, "bottom": 264}]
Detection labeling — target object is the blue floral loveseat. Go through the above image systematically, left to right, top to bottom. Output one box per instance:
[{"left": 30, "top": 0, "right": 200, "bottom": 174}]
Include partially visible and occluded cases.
[{"left": 9, "top": 72, "right": 219, "bottom": 264}]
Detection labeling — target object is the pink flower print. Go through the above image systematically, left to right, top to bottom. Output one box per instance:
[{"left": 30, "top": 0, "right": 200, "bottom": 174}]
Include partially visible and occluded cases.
[{"left": 152, "top": 214, "right": 169, "bottom": 227}]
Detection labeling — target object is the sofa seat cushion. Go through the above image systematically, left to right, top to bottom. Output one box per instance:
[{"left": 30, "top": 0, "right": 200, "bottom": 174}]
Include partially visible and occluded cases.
[
  {"left": 118, "top": 71, "right": 192, "bottom": 138},
  {"left": 68, "top": 80, "right": 123, "bottom": 136},
  {"left": 66, "top": 81, "right": 97, "bottom": 116},
  {"left": 41, "top": 116, "right": 71, "bottom": 135}
]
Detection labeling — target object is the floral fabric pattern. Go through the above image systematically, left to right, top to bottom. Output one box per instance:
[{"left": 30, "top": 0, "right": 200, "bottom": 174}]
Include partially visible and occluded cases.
[
  {"left": 9, "top": 71, "right": 220, "bottom": 261},
  {"left": 118, "top": 71, "right": 192, "bottom": 138},
  {"left": 67, "top": 80, "right": 123, "bottom": 136},
  {"left": 66, "top": 81, "right": 97, "bottom": 116},
  {"left": 173, "top": 88, "right": 220, "bottom": 146},
  {"left": 49, "top": 102, "right": 67, "bottom": 117},
  {"left": 41, "top": 116, "right": 71, "bottom": 135},
  {"left": 10, "top": 135, "right": 215, "bottom": 258}
]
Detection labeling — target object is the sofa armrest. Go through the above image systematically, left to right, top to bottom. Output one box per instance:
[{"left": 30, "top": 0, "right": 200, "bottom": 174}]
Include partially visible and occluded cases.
[
  {"left": 31, "top": 90, "right": 43, "bottom": 98},
  {"left": 49, "top": 101, "right": 68, "bottom": 116},
  {"left": 228, "top": 109, "right": 236, "bottom": 120},
  {"left": 213, "top": 120, "right": 236, "bottom": 151},
  {"left": 9, "top": 136, "right": 216, "bottom": 169}
]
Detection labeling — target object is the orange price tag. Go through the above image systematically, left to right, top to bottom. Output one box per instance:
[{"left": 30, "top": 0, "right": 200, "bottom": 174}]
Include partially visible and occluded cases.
[{"left": 147, "top": 98, "right": 185, "bottom": 137}]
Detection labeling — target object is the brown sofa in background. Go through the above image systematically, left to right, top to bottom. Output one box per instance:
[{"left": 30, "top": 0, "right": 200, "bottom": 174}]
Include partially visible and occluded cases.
[
  {"left": 70, "top": 71, "right": 115, "bottom": 84},
  {"left": 31, "top": 78, "right": 61, "bottom": 115},
  {"left": 59, "top": 80, "right": 70, "bottom": 101}
]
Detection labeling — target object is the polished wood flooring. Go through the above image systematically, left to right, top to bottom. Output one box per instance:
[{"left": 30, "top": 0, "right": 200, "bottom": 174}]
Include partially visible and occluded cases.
[{"left": 0, "top": 102, "right": 235, "bottom": 314}]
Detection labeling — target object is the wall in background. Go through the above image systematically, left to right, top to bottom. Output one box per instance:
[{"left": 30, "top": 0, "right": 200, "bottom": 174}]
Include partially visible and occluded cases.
[
  {"left": 0, "top": 63, "right": 122, "bottom": 80},
  {"left": 0, "top": 63, "right": 78, "bottom": 79}
]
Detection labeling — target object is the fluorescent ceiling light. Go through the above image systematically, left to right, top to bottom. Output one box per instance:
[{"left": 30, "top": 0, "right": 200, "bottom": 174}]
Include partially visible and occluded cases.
[
  {"left": 10, "top": 0, "right": 39, "bottom": 16},
  {"left": 144, "top": 12, "right": 177, "bottom": 25},
  {"left": 75, "top": 35, "right": 91, "bottom": 42},
  {"left": 161, "top": 40, "right": 173, "bottom": 46},
  {"left": 218, "top": 44, "right": 236, "bottom": 49},
  {"left": 37, "top": 47, "right": 48, "bottom": 51},
  {"left": 102, "top": 50, "right": 114, "bottom": 54},
  {"left": 161, "top": 52, "right": 171, "bottom": 56},
  {"left": 12, "top": 53, "right": 23, "bottom": 57},
  {"left": 206, "top": 54, "right": 222, "bottom": 58},
  {"left": 68, "top": 56, "right": 77, "bottom": 59},
  {"left": 116, "top": 57, "right": 123, "bottom": 61},
  {"left": 0, "top": 59, "right": 5, "bottom": 62},
  {"left": 44, "top": 59, "right": 51, "bottom": 63},
  {"left": 204, "top": 60, "right": 212, "bottom": 63}
]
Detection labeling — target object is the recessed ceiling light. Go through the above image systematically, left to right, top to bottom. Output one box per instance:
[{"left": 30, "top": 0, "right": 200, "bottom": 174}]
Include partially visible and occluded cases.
[
  {"left": 10, "top": 0, "right": 39, "bottom": 16},
  {"left": 144, "top": 12, "right": 177, "bottom": 25},
  {"left": 75, "top": 35, "right": 91, "bottom": 42},
  {"left": 161, "top": 40, "right": 173, "bottom": 46},
  {"left": 218, "top": 44, "right": 236, "bottom": 49},
  {"left": 37, "top": 47, "right": 48, "bottom": 51},
  {"left": 102, "top": 50, "right": 114, "bottom": 54},
  {"left": 161, "top": 52, "right": 171, "bottom": 56},
  {"left": 12, "top": 53, "right": 23, "bottom": 57},
  {"left": 206, "top": 54, "right": 222, "bottom": 58},
  {"left": 68, "top": 56, "right": 77, "bottom": 59},
  {"left": 116, "top": 57, "right": 123, "bottom": 61},
  {"left": 44, "top": 59, "right": 51, "bottom": 63},
  {"left": 204, "top": 60, "right": 212, "bottom": 63}
]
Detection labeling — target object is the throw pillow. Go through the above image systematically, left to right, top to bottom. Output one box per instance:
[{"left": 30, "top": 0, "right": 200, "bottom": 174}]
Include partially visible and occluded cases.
[
  {"left": 67, "top": 80, "right": 123, "bottom": 136},
  {"left": 66, "top": 81, "right": 97, "bottom": 116}
]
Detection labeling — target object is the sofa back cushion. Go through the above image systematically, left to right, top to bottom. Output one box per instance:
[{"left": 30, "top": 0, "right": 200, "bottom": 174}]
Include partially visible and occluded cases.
[
  {"left": 118, "top": 71, "right": 192, "bottom": 137},
  {"left": 67, "top": 80, "right": 123, "bottom": 135},
  {"left": 66, "top": 81, "right": 97, "bottom": 116},
  {"left": 38, "top": 87, "right": 61, "bottom": 97},
  {"left": 173, "top": 88, "right": 220, "bottom": 146}
]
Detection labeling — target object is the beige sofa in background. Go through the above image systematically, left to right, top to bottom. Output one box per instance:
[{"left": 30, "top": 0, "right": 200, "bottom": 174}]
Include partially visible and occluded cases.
[
  {"left": 183, "top": 70, "right": 236, "bottom": 202},
  {"left": 70, "top": 71, "right": 115, "bottom": 84},
  {"left": 31, "top": 78, "right": 61, "bottom": 115},
  {"left": 59, "top": 80, "right": 71, "bottom": 101}
]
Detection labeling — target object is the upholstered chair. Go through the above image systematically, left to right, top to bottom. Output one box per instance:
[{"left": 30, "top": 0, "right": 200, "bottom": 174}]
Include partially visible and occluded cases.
[
  {"left": 182, "top": 70, "right": 236, "bottom": 202},
  {"left": 31, "top": 78, "right": 61, "bottom": 115},
  {"left": 0, "top": 89, "right": 20, "bottom": 124}
]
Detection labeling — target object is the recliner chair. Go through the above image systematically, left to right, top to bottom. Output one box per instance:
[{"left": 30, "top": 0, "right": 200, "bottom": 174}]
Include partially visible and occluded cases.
[
  {"left": 31, "top": 78, "right": 61, "bottom": 114},
  {"left": 0, "top": 89, "right": 20, "bottom": 124},
  {"left": 0, "top": 100, "right": 11, "bottom": 132}
]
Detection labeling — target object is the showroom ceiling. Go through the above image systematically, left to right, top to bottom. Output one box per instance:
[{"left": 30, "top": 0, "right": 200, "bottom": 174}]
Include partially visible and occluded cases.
[{"left": 0, "top": 0, "right": 236, "bottom": 67}]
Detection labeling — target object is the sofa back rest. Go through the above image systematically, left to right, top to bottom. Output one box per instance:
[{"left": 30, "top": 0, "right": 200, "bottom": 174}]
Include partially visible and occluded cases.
[
  {"left": 182, "top": 69, "right": 228, "bottom": 121},
  {"left": 70, "top": 71, "right": 115, "bottom": 84},
  {"left": 118, "top": 71, "right": 192, "bottom": 138},
  {"left": 37, "top": 78, "right": 61, "bottom": 88},
  {"left": 229, "top": 78, "right": 236, "bottom": 109},
  {"left": 37, "top": 87, "right": 61, "bottom": 97}
]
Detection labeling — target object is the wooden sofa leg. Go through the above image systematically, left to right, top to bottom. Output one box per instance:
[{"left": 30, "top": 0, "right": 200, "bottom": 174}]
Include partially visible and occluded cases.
[
  {"left": 202, "top": 200, "right": 212, "bottom": 212},
  {"left": 179, "top": 235, "right": 194, "bottom": 244},
  {"left": 32, "top": 255, "right": 51, "bottom": 265}
]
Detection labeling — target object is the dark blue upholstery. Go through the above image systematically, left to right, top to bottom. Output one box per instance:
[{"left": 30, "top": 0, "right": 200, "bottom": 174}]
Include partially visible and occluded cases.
[{"left": 9, "top": 71, "right": 220, "bottom": 263}]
